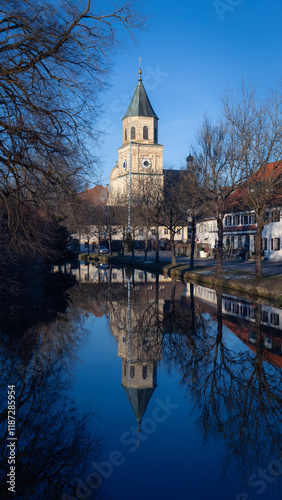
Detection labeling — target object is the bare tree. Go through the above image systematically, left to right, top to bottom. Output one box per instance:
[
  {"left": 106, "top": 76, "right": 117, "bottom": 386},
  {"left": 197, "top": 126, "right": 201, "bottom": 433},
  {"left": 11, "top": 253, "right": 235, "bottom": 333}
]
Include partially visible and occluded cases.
[
  {"left": 0, "top": 0, "right": 145, "bottom": 257},
  {"left": 222, "top": 82, "right": 282, "bottom": 277},
  {"left": 192, "top": 117, "right": 241, "bottom": 273},
  {"left": 180, "top": 158, "right": 207, "bottom": 269},
  {"left": 139, "top": 172, "right": 188, "bottom": 265}
]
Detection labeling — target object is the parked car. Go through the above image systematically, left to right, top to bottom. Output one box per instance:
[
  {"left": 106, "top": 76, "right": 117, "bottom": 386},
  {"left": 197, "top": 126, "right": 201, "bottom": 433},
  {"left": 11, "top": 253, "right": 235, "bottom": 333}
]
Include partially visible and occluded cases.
[{"left": 99, "top": 246, "right": 109, "bottom": 254}]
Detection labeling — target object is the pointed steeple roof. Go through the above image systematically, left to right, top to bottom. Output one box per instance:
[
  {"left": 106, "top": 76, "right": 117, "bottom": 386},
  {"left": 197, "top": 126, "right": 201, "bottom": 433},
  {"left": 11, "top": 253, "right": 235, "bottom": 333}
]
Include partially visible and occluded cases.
[
  {"left": 123, "top": 69, "right": 158, "bottom": 120},
  {"left": 122, "top": 386, "right": 156, "bottom": 426}
]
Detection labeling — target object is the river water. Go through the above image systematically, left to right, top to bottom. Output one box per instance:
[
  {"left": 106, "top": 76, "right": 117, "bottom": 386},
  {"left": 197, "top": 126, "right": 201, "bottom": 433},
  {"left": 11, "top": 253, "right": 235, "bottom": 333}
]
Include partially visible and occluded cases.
[{"left": 1, "top": 261, "right": 282, "bottom": 500}]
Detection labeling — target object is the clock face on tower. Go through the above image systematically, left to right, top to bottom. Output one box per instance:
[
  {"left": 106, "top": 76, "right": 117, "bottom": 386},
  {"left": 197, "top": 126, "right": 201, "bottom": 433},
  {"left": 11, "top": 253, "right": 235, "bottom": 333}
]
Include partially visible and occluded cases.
[
  {"left": 141, "top": 158, "right": 152, "bottom": 169},
  {"left": 122, "top": 159, "right": 127, "bottom": 171}
]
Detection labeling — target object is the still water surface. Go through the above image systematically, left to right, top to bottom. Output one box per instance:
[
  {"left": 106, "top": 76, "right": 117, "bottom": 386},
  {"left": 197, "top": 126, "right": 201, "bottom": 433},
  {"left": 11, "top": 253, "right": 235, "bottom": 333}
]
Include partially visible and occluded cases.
[{"left": 1, "top": 262, "right": 282, "bottom": 500}]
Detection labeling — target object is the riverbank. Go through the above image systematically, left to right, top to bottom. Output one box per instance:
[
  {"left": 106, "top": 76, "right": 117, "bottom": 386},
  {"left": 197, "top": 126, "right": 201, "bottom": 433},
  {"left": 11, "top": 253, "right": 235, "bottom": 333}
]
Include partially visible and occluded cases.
[{"left": 79, "top": 252, "right": 282, "bottom": 305}]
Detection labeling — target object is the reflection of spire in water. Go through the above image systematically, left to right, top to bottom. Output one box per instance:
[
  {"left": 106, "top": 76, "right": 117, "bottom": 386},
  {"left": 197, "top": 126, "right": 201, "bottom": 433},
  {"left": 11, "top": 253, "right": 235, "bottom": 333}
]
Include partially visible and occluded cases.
[
  {"left": 121, "top": 276, "right": 158, "bottom": 438},
  {"left": 123, "top": 385, "right": 156, "bottom": 426}
]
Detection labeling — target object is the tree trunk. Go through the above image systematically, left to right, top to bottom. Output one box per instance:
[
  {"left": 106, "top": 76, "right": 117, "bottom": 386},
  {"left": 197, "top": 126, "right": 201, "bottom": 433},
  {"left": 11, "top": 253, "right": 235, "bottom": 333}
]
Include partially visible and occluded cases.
[
  {"left": 255, "top": 214, "right": 263, "bottom": 278},
  {"left": 216, "top": 216, "right": 223, "bottom": 273},
  {"left": 190, "top": 218, "right": 196, "bottom": 270},
  {"left": 155, "top": 227, "right": 159, "bottom": 263},
  {"left": 109, "top": 228, "right": 112, "bottom": 256},
  {"left": 122, "top": 228, "right": 125, "bottom": 257},
  {"left": 131, "top": 228, "right": 135, "bottom": 258},
  {"left": 144, "top": 229, "right": 148, "bottom": 261},
  {"left": 98, "top": 231, "right": 101, "bottom": 255},
  {"left": 170, "top": 231, "right": 176, "bottom": 265},
  {"left": 190, "top": 283, "right": 195, "bottom": 334},
  {"left": 217, "top": 291, "right": 223, "bottom": 343}
]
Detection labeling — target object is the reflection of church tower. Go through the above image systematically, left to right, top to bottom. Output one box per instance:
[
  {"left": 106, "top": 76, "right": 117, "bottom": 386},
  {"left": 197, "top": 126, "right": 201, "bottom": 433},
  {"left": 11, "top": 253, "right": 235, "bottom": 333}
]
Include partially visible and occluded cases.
[
  {"left": 108, "top": 67, "right": 164, "bottom": 203},
  {"left": 109, "top": 280, "right": 162, "bottom": 430},
  {"left": 122, "top": 359, "right": 157, "bottom": 430}
]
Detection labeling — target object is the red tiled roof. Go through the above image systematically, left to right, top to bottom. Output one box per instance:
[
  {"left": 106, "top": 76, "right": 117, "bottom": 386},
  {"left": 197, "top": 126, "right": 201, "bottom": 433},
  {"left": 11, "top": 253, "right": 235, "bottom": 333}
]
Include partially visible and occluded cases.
[
  {"left": 230, "top": 161, "right": 282, "bottom": 206},
  {"left": 80, "top": 185, "right": 109, "bottom": 206}
]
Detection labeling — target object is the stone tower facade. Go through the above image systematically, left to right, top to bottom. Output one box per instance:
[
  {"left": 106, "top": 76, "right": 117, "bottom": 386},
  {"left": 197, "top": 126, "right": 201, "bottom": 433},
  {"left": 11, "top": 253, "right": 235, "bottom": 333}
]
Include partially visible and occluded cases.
[{"left": 108, "top": 69, "right": 164, "bottom": 204}]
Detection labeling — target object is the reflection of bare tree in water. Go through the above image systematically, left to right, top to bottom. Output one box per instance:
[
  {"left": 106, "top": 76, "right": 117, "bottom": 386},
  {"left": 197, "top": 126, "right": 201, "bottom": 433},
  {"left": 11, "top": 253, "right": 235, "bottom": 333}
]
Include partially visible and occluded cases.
[
  {"left": 163, "top": 288, "right": 282, "bottom": 490},
  {"left": 0, "top": 301, "right": 105, "bottom": 499}
]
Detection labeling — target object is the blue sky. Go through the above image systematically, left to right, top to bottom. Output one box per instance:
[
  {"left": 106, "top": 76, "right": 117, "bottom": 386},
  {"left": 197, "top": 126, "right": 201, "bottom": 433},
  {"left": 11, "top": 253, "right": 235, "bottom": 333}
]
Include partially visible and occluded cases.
[{"left": 92, "top": 0, "right": 282, "bottom": 186}]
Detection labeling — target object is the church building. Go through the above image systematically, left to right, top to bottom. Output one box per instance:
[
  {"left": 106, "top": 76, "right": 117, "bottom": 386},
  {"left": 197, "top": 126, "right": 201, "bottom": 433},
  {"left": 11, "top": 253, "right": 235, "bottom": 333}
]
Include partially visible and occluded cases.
[{"left": 108, "top": 68, "right": 164, "bottom": 203}]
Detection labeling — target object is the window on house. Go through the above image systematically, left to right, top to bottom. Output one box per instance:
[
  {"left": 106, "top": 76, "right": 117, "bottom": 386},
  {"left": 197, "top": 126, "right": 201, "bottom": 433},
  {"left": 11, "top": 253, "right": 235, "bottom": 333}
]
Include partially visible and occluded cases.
[
  {"left": 131, "top": 126, "right": 136, "bottom": 140},
  {"left": 143, "top": 126, "right": 148, "bottom": 140},
  {"left": 124, "top": 128, "right": 127, "bottom": 142},
  {"left": 273, "top": 210, "right": 281, "bottom": 222},
  {"left": 264, "top": 211, "right": 270, "bottom": 223},
  {"left": 234, "top": 215, "right": 239, "bottom": 225},
  {"left": 243, "top": 215, "right": 249, "bottom": 225},
  {"left": 251, "top": 215, "right": 256, "bottom": 224},
  {"left": 225, "top": 216, "right": 231, "bottom": 226},
  {"left": 112, "top": 228, "right": 117, "bottom": 235},
  {"left": 139, "top": 228, "right": 144, "bottom": 235},
  {"left": 164, "top": 228, "right": 169, "bottom": 235},
  {"left": 176, "top": 228, "right": 181, "bottom": 235},
  {"left": 151, "top": 229, "right": 156, "bottom": 235},
  {"left": 231, "top": 236, "right": 234, "bottom": 248},
  {"left": 238, "top": 236, "right": 242, "bottom": 248},
  {"left": 262, "top": 238, "right": 267, "bottom": 251},
  {"left": 272, "top": 238, "right": 281, "bottom": 251},
  {"left": 84, "top": 241, "right": 89, "bottom": 248},
  {"left": 139, "top": 272, "right": 143, "bottom": 279},
  {"left": 112, "top": 273, "right": 117, "bottom": 279},
  {"left": 225, "top": 301, "right": 232, "bottom": 312},
  {"left": 233, "top": 303, "right": 240, "bottom": 315},
  {"left": 241, "top": 305, "right": 248, "bottom": 317},
  {"left": 262, "top": 311, "right": 268, "bottom": 323},
  {"left": 271, "top": 313, "right": 279, "bottom": 326},
  {"left": 249, "top": 330, "right": 256, "bottom": 343},
  {"left": 264, "top": 337, "right": 272, "bottom": 349},
  {"left": 142, "top": 365, "right": 148, "bottom": 379},
  {"left": 130, "top": 366, "right": 135, "bottom": 379}
]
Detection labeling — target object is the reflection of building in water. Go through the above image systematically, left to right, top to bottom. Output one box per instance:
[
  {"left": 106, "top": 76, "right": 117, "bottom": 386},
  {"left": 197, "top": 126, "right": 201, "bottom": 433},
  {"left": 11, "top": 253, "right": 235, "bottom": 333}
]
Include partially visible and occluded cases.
[
  {"left": 57, "top": 262, "right": 172, "bottom": 285},
  {"left": 110, "top": 281, "right": 163, "bottom": 430},
  {"left": 185, "top": 283, "right": 282, "bottom": 364}
]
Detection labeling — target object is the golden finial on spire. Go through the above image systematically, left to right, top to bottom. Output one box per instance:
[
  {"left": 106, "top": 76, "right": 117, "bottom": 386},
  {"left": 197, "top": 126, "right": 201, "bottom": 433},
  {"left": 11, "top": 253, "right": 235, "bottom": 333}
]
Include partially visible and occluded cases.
[{"left": 138, "top": 56, "right": 142, "bottom": 80}]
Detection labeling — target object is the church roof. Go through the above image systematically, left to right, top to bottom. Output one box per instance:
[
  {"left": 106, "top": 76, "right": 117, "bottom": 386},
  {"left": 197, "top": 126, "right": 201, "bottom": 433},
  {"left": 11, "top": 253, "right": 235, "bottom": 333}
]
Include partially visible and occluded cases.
[
  {"left": 123, "top": 70, "right": 158, "bottom": 120},
  {"left": 122, "top": 385, "right": 156, "bottom": 425}
]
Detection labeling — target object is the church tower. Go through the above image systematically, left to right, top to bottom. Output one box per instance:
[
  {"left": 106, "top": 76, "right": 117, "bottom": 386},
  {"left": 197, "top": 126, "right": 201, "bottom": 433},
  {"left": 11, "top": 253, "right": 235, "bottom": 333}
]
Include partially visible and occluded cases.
[{"left": 108, "top": 67, "right": 164, "bottom": 203}]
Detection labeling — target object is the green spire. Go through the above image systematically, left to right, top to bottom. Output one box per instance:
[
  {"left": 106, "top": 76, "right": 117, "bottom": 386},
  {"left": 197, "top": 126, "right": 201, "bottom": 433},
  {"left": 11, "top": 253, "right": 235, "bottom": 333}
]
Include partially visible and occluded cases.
[{"left": 123, "top": 68, "right": 158, "bottom": 120}]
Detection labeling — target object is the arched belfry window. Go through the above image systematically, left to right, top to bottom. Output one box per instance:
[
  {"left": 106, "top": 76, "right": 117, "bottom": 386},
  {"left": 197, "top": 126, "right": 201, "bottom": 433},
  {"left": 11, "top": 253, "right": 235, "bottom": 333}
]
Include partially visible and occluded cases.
[
  {"left": 131, "top": 126, "right": 136, "bottom": 140},
  {"left": 143, "top": 126, "right": 148, "bottom": 140},
  {"left": 124, "top": 128, "right": 127, "bottom": 142}
]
